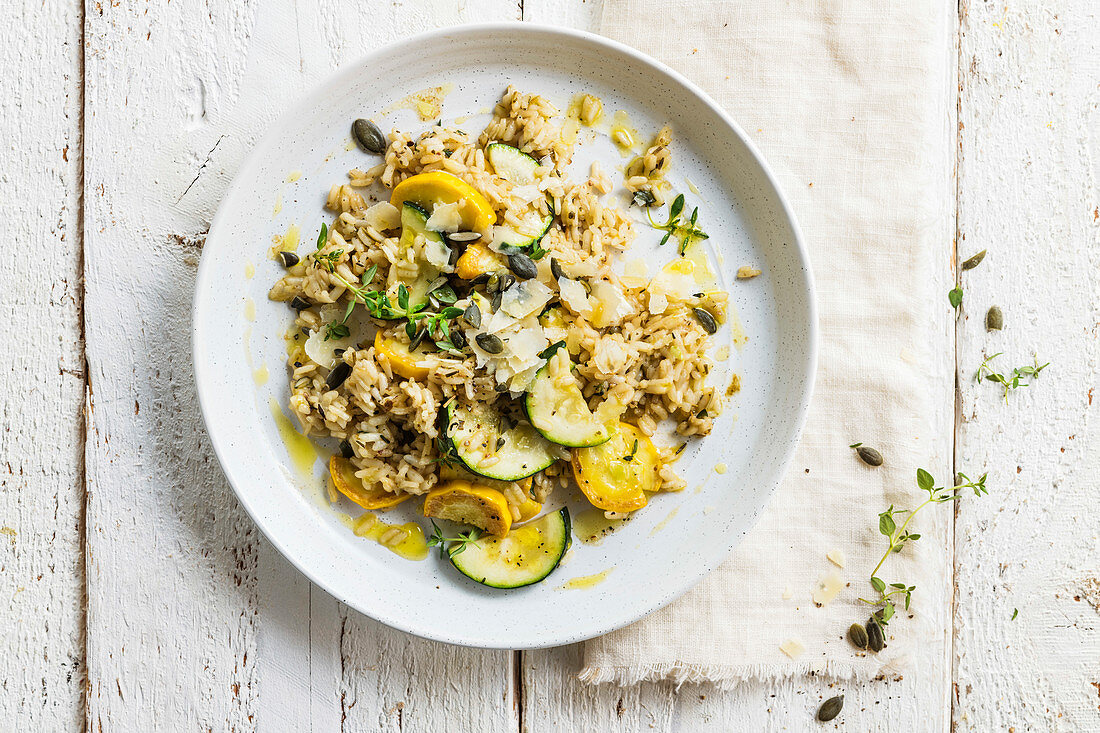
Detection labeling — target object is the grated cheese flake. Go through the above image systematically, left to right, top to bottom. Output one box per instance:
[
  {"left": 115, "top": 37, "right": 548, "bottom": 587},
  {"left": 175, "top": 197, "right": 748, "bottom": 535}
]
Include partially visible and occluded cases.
[{"left": 779, "top": 638, "right": 806, "bottom": 659}]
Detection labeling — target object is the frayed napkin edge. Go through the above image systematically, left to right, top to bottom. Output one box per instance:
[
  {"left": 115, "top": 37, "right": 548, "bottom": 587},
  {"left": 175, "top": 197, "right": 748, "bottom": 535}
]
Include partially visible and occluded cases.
[{"left": 577, "top": 654, "right": 910, "bottom": 690}]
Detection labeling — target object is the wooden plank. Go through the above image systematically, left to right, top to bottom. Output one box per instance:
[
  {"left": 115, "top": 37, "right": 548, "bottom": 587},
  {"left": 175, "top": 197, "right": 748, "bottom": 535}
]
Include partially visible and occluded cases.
[
  {"left": 0, "top": 0, "right": 85, "bottom": 728},
  {"left": 84, "top": 0, "right": 518, "bottom": 728},
  {"left": 953, "top": 0, "right": 1100, "bottom": 729},
  {"left": 520, "top": 1, "right": 959, "bottom": 730}
]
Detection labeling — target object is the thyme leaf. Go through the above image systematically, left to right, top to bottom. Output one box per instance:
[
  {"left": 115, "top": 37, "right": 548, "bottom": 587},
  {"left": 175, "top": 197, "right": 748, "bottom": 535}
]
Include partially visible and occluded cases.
[
  {"left": 646, "top": 194, "right": 709, "bottom": 255},
  {"left": 975, "top": 353, "right": 1049, "bottom": 402},
  {"left": 426, "top": 521, "right": 484, "bottom": 559}
]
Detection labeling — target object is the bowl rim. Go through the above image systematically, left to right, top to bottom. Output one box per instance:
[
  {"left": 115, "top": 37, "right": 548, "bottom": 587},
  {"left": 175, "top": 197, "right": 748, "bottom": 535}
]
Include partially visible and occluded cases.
[{"left": 192, "top": 21, "right": 819, "bottom": 648}]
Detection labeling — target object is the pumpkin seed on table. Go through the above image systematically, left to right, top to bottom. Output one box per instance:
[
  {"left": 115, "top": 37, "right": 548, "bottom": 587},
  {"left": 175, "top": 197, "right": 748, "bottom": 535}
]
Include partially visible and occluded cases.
[
  {"left": 351, "top": 118, "right": 386, "bottom": 154},
  {"left": 961, "top": 249, "right": 987, "bottom": 270},
  {"left": 278, "top": 251, "right": 300, "bottom": 268},
  {"left": 508, "top": 251, "right": 539, "bottom": 280},
  {"left": 986, "top": 305, "right": 1003, "bottom": 331},
  {"left": 692, "top": 307, "right": 718, "bottom": 334},
  {"left": 476, "top": 333, "right": 504, "bottom": 354},
  {"left": 847, "top": 623, "right": 868, "bottom": 650},
  {"left": 816, "top": 695, "right": 844, "bottom": 722}
]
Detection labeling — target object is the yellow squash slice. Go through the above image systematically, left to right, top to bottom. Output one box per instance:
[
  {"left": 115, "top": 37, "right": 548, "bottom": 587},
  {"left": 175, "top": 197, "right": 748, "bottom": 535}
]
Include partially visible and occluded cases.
[
  {"left": 390, "top": 171, "right": 496, "bottom": 230},
  {"left": 455, "top": 242, "right": 506, "bottom": 280},
  {"left": 373, "top": 331, "right": 432, "bottom": 380},
  {"left": 571, "top": 422, "right": 660, "bottom": 512},
  {"left": 330, "top": 455, "right": 411, "bottom": 510},
  {"left": 439, "top": 463, "right": 541, "bottom": 523},
  {"left": 423, "top": 480, "right": 512, "bottom": 537}
]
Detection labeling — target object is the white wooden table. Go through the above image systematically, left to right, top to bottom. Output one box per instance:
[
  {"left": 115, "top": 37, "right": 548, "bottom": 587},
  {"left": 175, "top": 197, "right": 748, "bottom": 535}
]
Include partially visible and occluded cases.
[{"left": 3, "top": 0, "right": 1098, "bottom": 729}]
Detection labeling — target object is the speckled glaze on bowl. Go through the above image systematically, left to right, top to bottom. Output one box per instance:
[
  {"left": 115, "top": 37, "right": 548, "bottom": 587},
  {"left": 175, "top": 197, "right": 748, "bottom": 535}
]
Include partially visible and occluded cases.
[{"left": 193, "top": 23, "right": 816, "bottom": 649}]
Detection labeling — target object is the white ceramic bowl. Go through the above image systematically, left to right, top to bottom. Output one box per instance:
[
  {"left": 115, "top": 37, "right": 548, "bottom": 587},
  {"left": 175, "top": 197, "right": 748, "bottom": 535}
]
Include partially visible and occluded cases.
[{"left": 193, "top": 23, "right": 816, "bottom": 648}]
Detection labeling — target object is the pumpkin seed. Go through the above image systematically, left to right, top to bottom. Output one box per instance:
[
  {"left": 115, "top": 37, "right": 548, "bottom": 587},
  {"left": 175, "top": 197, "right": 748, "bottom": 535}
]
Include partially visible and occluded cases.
[
  {"left": 351, "top": 118, "right": 386, "bottom": 154},
  {"left": 447, "top": 231, "right": 481, "bottom": 242},
  {"left": 961, "top": 249, "right": 987, "bottom": 270},
  {"left": 278, "top": 251, "right": 300, "bottom": 268},
  {"left": 508, "top": 251, "right": 539, "bottom": 280},
  {"left": 550, "top": 257, "right": 566, "bottom": 280},
  {"left": 487, "top": 272, "right": 515, "bottom": 294},
  {"left": 290, "top": 296, "right": 311, "bottom": 311},
  {"left": 463, "top": 303, "right": 482, "bottom": 328},
  {"left": 985, "top": 305, "right": 1003, "bottom": 331},
  {"left": 692, "top": 307, "right": 718, "bottom": 334},
  {"left": 409, "top": 327, "right": 427, "bottom": 352},
  {"left": 450, "top": 329, "right": 467, "bottom": 349},
  {"left": 476, "top": 333, "right": 504, "bottom": 354},
  {"left": 325, "top": 361, "right": 352, "bottom": 390},
  {"left": 338, "top": 439, "right": 354, "bottom": 458},
  {"left": 856, "top": 446, "right": 883, "bottom": 467},
  {"left": 866, "top": 617, "right": 885, "bottom": 652},
  {"left": 848, "top": 623, "right": 868, "bottom": 649},
  {"left": 817, "top": 695, "right": 844, "bottom": 722}
]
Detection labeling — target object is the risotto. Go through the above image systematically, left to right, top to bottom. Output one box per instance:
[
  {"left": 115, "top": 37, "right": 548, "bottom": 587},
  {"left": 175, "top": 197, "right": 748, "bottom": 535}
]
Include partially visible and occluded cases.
[{"left": 268, "top": 87, "right": 728, "bottom": 588}]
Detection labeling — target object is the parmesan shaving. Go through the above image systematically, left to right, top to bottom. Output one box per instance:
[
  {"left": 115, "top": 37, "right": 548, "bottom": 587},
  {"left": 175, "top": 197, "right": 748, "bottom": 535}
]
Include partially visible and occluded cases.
[
  {"left": 363, "top": 201, "right": 401, "bottom": 231},
  {"left": 425, "top": 201, "right": 463, "bottom": 232},
  {"left": 422, "top": 238, "right": 454, "bottom": 272},
  {"left": 558, "top": 278, "right": 591, "bottom": 314},
  {"left": 587, "top": 280, "right": 633, "bottom": 327},
  {"left": 500, "top": 281, "right": 553, "bottom": 319},
  {"left": 812, "top": 572, "right": 844, "bottom": 606},
  {"left": 779, "top": 638, "right": 806, "bottom": 659}
]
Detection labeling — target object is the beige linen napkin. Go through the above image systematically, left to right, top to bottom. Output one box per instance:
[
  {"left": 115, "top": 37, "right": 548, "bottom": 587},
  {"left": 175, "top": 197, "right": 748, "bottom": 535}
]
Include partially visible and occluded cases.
[{"left": 582, "top": 1, "right": 955, "bottom": 686}]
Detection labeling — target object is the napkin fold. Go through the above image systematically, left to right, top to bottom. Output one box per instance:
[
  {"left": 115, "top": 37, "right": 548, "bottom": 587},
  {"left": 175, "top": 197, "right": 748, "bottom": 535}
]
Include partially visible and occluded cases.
[{"left": 582, "top": 0, "right": 955, "bottom": 687}]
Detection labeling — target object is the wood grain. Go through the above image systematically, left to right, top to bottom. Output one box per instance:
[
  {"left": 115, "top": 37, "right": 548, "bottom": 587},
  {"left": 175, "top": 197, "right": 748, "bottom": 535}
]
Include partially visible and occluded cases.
[
  {"left": 82, "top": 0, "right": 519, "bottom": 729},
  {"left": 953, "top": 0, "right": 1100, "bottom": 729},
  {"left": 0, "top": 1, "right": 85, "bottom": 728}
]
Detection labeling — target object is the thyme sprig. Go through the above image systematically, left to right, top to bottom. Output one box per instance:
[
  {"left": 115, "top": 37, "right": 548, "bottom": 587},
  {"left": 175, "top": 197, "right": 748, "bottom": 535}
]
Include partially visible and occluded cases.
[
  {"left": 646, "top": 194, "right": 709, "bottom": 255},
  {"left": 310, "top": 221, "right": 468, "bottom": 355},
  {"left": 406, "top": 302, "right": 465, "bottom": 355},
  {"left": 323, "top": 322, "right": 350, "bottom": 341},
  {"left": 975, "top": 352, "right": 1049, "bottom": 402},
  {"left": 860, "top": 469, "right": 988, "bottom": 625},
  {"left": 426, "top": 521, "right": 484, "bottom": 559}
]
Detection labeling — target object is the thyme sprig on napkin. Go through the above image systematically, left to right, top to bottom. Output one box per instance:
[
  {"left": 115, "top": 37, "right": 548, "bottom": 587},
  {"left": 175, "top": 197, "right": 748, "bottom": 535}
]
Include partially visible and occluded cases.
[{"left": 859, "top": 469, "right": 988, "bottom": 628}]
